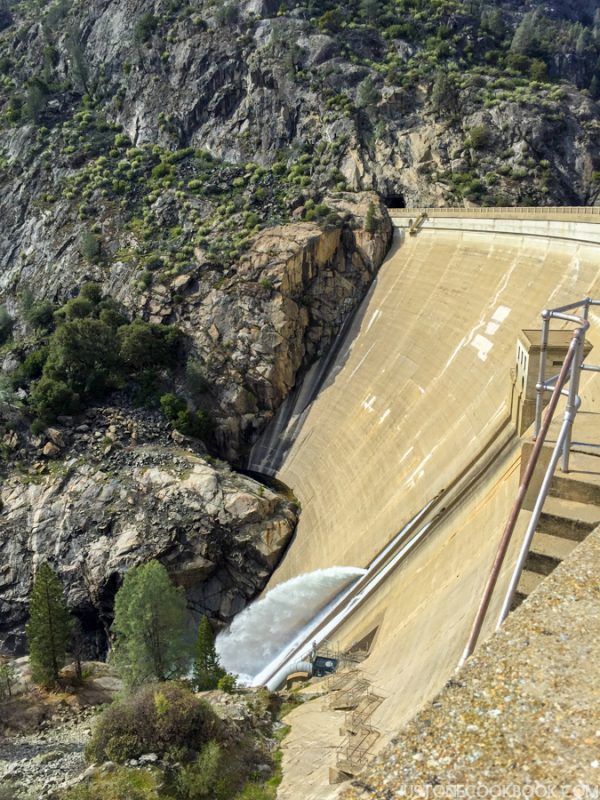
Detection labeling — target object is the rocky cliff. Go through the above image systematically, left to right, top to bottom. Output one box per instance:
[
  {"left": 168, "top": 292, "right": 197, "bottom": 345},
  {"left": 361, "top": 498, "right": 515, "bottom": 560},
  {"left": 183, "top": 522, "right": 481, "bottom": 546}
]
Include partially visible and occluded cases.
[
  {"left": 163, "top": 193, "right": 392, "bottom": 457},
  {"left": 0, "top": 405, "right": 298, "bottom": 656}
]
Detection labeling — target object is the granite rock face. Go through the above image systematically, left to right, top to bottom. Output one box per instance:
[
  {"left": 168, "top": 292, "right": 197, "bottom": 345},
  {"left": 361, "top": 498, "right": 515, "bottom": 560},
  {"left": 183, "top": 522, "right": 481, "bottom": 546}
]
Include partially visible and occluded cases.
[
  {"left": 2, "top": 0, "right": 598, "bottom": 209},
  {"left": 157, "top": 192, "right": 392, "bottom": 457},
  {"left": 0, "top": 407, "right": 298, "bottom": 656}
]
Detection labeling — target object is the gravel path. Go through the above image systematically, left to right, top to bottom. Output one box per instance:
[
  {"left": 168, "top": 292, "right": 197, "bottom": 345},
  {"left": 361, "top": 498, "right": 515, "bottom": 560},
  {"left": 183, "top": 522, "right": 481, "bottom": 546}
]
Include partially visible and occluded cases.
[{"left": 0, "top": 710, "right": 95, "bottom": 799}]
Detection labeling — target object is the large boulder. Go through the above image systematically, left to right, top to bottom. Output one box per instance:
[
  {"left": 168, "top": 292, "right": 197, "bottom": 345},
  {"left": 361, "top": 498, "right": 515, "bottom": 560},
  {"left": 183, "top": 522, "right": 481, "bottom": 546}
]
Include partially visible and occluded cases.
[{"left": 0, "top": 408, "right": 298, "bottom": 656}]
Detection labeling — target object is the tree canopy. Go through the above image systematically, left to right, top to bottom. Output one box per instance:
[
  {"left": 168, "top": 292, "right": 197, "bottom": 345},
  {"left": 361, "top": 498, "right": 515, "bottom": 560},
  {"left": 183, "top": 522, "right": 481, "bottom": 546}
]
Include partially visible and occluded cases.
[{"left": 111, "top": 561, "right": 189, "bottom": 687}]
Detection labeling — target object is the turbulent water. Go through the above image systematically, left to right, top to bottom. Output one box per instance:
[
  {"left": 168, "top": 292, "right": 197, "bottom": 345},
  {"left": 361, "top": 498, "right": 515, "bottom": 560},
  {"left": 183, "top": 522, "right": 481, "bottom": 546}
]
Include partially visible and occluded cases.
[{"left": 216, "top": 567, "right": 366, "bottom": 684}]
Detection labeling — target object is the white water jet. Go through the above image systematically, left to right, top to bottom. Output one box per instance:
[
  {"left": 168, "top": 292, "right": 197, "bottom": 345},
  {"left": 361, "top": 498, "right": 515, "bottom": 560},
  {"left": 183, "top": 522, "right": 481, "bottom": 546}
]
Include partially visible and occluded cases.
[{"left": 216, "top": 567, "right": 366, "bottom": 684}]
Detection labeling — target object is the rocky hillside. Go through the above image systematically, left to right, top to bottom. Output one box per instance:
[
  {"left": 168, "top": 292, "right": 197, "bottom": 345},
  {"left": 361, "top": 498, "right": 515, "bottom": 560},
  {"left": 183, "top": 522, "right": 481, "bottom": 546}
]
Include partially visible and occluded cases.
[{"left": 2, "top": 0, "right": 599, "bottom": 213}]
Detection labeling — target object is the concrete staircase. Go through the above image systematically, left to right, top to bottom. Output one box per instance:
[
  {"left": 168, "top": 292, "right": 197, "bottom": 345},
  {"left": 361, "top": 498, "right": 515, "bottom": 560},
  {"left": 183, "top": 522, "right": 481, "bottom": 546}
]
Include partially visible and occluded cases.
[{"left": 513, "top": 475, "right": 600, "bottom": 608}]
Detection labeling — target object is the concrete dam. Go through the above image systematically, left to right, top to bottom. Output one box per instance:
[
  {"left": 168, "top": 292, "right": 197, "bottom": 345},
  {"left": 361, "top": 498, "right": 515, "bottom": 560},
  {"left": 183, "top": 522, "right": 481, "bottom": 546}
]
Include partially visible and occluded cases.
[{"left": 220, "top": 208, "right": 600, "bottom": 794}]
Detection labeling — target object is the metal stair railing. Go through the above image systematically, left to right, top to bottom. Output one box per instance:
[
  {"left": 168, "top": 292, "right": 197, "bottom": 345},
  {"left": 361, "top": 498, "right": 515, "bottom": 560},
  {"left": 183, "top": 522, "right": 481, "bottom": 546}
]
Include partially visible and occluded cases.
[
  {"left": 460, "top": 297, "right": 600, "bottom": 665},
  {"left": 326, "top": 669, "right": 359, "bottom": 692},
  {"left": 329, "top": 678, "right": 370, "bottom": 710},
  {"left": 344, "top": 690, "right": 384, "bottom": 733},
  {"left": 336, "top": 725, "right": 380, "bottom": 774}
]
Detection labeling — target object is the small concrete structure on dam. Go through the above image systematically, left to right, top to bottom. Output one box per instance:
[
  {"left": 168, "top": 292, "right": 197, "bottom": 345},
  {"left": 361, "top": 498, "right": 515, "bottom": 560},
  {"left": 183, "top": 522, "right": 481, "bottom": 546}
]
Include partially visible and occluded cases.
[{"left": 244, "top": 208, "right": 600, "bottom": 798}]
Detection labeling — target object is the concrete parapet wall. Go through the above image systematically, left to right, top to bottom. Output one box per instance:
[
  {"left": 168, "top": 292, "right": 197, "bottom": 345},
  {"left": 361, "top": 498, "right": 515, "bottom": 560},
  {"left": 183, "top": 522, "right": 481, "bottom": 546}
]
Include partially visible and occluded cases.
[
  {"left": 391, "top": 205, "right": 600, "bottom": 220},
  {"left": 391, "top": 210, "right": 600, "bottom": 244}
]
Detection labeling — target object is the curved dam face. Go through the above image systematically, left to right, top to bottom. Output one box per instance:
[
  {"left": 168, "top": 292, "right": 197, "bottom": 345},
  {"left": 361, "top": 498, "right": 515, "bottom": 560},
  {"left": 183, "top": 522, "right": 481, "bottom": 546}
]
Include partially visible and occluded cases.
[
  {"left": 251, "top": 212, "right": 600, "bottom": 797},
  {"left": 253, "top": 215, "right": 600, "bottom": 589}
]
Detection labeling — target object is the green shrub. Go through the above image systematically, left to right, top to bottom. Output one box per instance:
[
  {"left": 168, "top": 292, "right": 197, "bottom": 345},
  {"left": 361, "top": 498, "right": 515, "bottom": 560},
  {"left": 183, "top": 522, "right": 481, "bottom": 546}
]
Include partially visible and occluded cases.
[
  {"left": 215, "top": 3, "right": 238, "bottom": 25},
  {"left": 135, "top": 13, "right": 158, "bottom": 43},
  {"left": 529, "top": 58, "right": 547, "bottom": 81},
  {"left": 356, "top": 76, "right": 378, "bottom": 108},
  {"left": 468, "top": 125, "right": 492, "bottom": 150},
  {"left": 151, "top": 162, "right": 171, "bottom": 179},
  {"left": 364, "top": 201, "right": 378, "bottom": 233},
  {"left": 80, "top": 231, "right": 101, "bottom": 263},
  {"left": 139, "top": 270, "right": 153, "bottom": 288},
  {"left": 79, "top": 282, "right": 103, "bottom": 304},
  {"left": 61, "top": 296, "right": 95, "bottom": 320},
  {"left": 24, "top": 301, "right": 56, "bottom": 331},
  {"left": 98, "top": 304, "right": 129, "bottom": 329},
  {"left": 0, "top": 306, "right": 13, "bottom": 345},
  {"left": 45, "top": 318, "right": 121, "bottom": 398},
  {"left": 119, "top": 321, "right": 180, "bottom": 370},
  {"left": 12, "top": 346, "right": 49, "bottom": 386},
  {"left": 185, "top": 360, "right": 209, "bottom": 397},
  {"left": 29, "top": 377, "right": 80, "bottom": 423},
  {"left": 160, "top": 392, "right": 186, "bottom": 420},
  {"left": 172, "top": 408, "right": 212, "bottom": 441},
  {"left": 30, "top": 418, "right": 47, "bottom": 436},
  {"left": 217, "top": 673, "right": 237, "bottom": 694},
  {"left": 85, "top": 683, "right": 221, "bottom": 764},
  {"left": 174, "top": 741, "right": 222, "bottom": 799},
  {"left": 58, "top": 766, "right": 161, "bottom": 800},
  {"left": 0, "top": 782, "right": 21, "bottom": 800}
]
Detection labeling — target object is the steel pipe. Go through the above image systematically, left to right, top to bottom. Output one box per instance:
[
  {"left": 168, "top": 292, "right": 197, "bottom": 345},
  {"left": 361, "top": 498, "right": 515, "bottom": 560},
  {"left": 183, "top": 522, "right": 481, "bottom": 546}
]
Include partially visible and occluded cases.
[{"left": 562, "top": 330, "right": 585, "bottom": 473}]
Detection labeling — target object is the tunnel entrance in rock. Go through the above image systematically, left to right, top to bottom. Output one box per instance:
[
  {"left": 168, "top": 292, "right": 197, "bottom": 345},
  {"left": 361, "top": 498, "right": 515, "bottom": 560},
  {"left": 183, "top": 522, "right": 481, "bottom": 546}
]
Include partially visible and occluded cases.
[{"left": 383, "top": 193, "right": 405, "bottom": 208}]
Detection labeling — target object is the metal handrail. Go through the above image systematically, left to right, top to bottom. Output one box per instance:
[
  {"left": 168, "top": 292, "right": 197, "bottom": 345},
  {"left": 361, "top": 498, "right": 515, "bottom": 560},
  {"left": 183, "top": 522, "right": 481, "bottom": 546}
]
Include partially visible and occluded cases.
[{"left": 459, "top": 298, "right": 597, "bottom": 665}]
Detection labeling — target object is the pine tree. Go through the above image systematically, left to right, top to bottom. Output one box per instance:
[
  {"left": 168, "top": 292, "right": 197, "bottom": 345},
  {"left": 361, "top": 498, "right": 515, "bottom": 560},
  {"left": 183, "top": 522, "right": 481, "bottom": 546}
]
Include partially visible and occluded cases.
[
  {"left": 481, "top": 7, "right": 504, "bottom": 40},
  {"left": 510, "top": 11, "right": 539, "bottom": 56},
  {"left": 431, "top": 70, "right": 459, "bottom": 116},
  {"left": 364, "top": 202, "right": 378, "bottom": 234},
  {"left": 111, "top": 560, "right": 189, "bottom": 687},
  {"left": 26, "top": 563, "right": 72, "bottom": 687},
  {"left": 192, "top": 616, "right": 225, "bottom": 691},
  {"left": 0, "top": 661, "right": 16, "bottom": 701}
]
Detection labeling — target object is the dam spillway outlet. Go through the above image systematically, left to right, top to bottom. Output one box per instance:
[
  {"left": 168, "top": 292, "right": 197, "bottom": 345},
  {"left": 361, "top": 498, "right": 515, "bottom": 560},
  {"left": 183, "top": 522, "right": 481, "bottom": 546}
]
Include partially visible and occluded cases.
[{"left": 215, "top": 566, "right": 366, "bottom": 685}]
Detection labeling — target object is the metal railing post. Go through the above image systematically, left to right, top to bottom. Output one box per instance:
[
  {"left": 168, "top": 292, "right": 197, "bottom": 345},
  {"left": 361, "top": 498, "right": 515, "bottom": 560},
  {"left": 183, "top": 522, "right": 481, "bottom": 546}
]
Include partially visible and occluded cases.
[
  {"left": 534, "top": 311, "right": 550, "bottom": 438},
  {"left": 561, "top": 326, "right": 585, "bottom": 473},
  {"left": 496, "top": 404, "right": 578, "bottom": 626}
]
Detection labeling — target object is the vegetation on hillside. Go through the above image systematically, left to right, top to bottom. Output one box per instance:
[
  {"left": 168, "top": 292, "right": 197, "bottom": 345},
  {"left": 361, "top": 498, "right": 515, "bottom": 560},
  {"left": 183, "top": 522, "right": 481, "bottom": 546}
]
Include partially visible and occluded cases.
[
  {"left": 281, "top": 0, "right": 600, "bottom": 95},
  {"left": 1, "top": 281, "right": 212, "bottom": 439}
]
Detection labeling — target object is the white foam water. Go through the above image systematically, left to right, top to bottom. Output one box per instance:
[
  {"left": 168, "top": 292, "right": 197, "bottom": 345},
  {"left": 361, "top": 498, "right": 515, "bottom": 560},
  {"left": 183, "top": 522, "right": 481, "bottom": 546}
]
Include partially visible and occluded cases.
[{"left": 216, "top": 567, "right": 365, "bottom": 684}]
